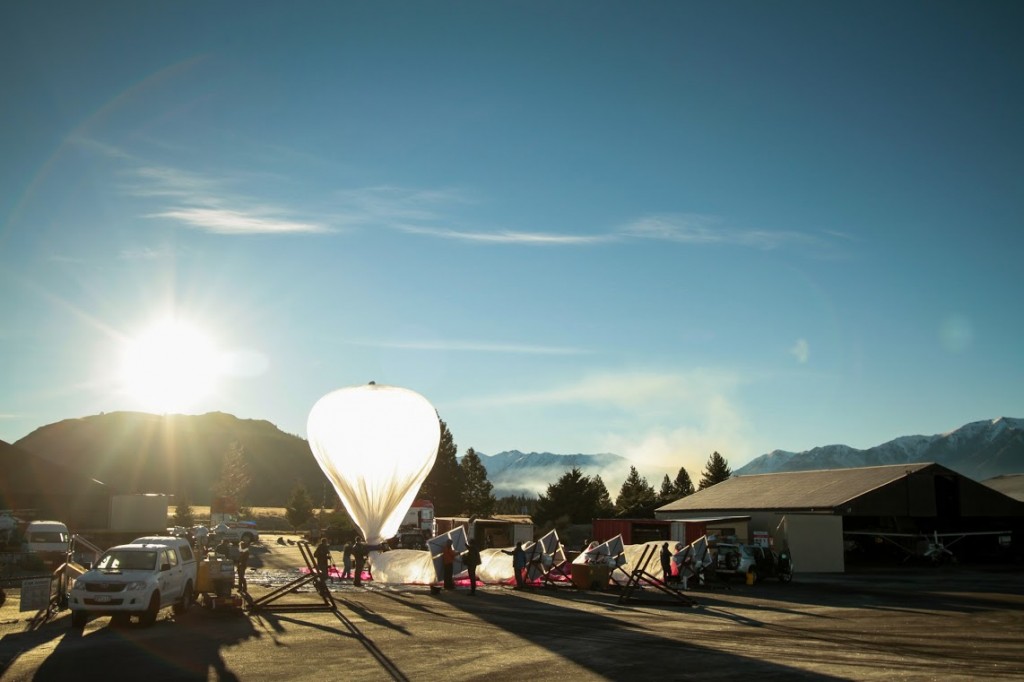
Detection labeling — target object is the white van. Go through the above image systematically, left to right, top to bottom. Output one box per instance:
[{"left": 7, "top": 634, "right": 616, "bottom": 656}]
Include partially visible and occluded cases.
[
  {"left": 25, "top": 520, "right": 70, "bottom": 560},
  {"left": 68, "top": 536, "right": 197, "bottom": 628}
]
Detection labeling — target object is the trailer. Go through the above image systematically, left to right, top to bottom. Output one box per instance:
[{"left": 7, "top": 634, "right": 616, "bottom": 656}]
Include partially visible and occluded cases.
[{"left": 435, "top": 515, "right": 534, "bottom": 548}]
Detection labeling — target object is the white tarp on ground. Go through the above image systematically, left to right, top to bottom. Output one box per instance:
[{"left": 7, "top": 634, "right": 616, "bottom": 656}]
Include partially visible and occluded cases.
[{"left": 251, "top": 539, "right": 673, "bottom": 589}]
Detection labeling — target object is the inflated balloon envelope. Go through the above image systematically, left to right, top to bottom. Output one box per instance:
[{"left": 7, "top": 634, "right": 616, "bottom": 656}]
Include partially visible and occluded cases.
[{"left": 307, "top": 383, "right": 441, "bottom": 546}]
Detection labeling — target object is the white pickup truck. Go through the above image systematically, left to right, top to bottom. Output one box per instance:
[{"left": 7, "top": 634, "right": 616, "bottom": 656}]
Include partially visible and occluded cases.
[
  {"left": 210, "top": 522, "right": 259, "bottom": 544},
  {"left": 68, "top": 536, "right": 198, "bottom": 627}
]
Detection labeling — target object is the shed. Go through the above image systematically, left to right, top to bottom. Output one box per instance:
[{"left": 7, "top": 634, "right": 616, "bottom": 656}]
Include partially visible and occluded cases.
[
  {"left": 0, "top": 439, "right": 111, "bottom": 529},
  {"left": 655, "top": 463, "right": 1024, "bottom": 572}
]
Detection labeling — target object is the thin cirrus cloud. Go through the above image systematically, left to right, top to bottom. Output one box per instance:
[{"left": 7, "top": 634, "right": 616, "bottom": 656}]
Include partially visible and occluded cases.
[
  {"left": 103, "top": 140, "right": 819, "bottom": 246},
  {"left": 124, "top": 164, "right": 329, "bottom": 235},
  {"left": 149, "top": 207, "right": 328, "bottom": 235},
  {"left": 620, "top": 214, "right": 819, "bottom": 250},
  {"left": 395, "top": 223, "right": 612, "bottom": 245},
  {"left": 352, "top": 337, "right": 589, "bottom": 355},
  {"left": 790, "top": 338, "right": 810, "bottom": 364},
  {"left": 473, "top": 369, "right": 742, "bottom": 411}
]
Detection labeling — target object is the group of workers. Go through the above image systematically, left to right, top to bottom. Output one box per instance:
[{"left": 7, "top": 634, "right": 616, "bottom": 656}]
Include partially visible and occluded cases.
[{"left": 314, "top": 537, "right": 370, "bottom": 586}]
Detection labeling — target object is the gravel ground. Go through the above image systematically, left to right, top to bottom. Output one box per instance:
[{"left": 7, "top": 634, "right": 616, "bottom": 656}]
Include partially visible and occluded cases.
[{"left": 1, "top": 538, "right": 1021, "bottom": 681}]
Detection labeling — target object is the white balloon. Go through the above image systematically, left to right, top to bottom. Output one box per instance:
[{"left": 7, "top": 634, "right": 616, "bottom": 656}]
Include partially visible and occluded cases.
[{"left": 307, "top": 383, "right": 440, "bottom": 545}]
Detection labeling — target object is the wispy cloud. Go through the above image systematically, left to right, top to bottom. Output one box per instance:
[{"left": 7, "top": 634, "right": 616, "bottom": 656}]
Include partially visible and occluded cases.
[
  {"left": 76, "top": 137, "right": 836, "bottom": 249},
  {"left": 128, "top": 166, "right": 329, "bottom": 235},
  {"left": 330, "top": 186, "right": 609, "bottom": 244},
  {"left": 149, "top": 208, "right": 328, "bottom": 235},
  {"left": 621, "top": 214, "right": 818, "bottom": 250},
  {"left": 396, "top": 224, "right": 611, "bottom": 245},
  {"left": 118, "top": 245, "right": 174, "bottom": 260},
  {"left": 46, "top": 254, "right": 86, "bottom": 264},
  {"left": 352, "top": 338, "right": 588, "bottom": 355},
  {"left": 790, "top": 338, "right": 810, "bottom": 364},
  {"left": 468, "top": 368, "right": 751, "bottom": 477},
  {"left": 476, "top": 369, "right": 741, "bottom": 411}
]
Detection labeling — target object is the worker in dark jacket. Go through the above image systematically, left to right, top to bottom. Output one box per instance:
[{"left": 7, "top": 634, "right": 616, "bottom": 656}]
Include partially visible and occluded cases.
[
  {"left": 313, "top": 538, "right": 332, "bottom": 584},
  {"left": 352, "top": 538, "right": 367, "bottom": 587},
  {"left": 236, "top": 539, "right": 251, "bottom": 592},
  {"left": 462, "top": 539, "right": 482, "bottom": 595},
  {"left": 502, "top": 541, "right": 527, "bottom": 589}
]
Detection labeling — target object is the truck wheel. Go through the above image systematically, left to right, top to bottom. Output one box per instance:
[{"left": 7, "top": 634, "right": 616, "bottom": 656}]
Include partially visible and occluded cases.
[
  {"left": 173, "top": 582, "right": 193, "bottom": 616},
  {"left": 0, "top": 589, "right": 5, "bottom": 608},
  {"left": 140, "top": 593, "right": 160, "bottom": 627},
  {"left": 71, "top": 610, "right": 88, "bottom": 629}
]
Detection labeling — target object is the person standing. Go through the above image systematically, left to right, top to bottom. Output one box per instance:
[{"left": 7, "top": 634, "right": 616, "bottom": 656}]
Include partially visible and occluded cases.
[
  {"left": 193, "top": 525, "right": 209, "bottom": 555},
  {"left": 313, "top": 538, "right": 332, "bottom": 584},
  {"left": 352, "top": 538, "right": 367, "bottom": 587},
  {"left": 236, "top": 539, "right": 251, "bottom": 592},
  {"left": 463, "top": 539, "right": 481, "bottom": 595},
  {"left": 341, "top": 540, "right": 353, "bottom": 580},
  {"left": 442, "top": 540, "right": 456, "bottom": 590},
  {"left": 502, "top": 541, "right": 527, "bottom": 589},
  {"left": 660, "top": 542, "right": 673, "bottom": 583}
]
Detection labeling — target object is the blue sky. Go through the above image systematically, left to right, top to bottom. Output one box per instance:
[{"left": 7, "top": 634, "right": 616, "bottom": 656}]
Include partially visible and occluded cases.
[{"left": 2, "top": 2, "right": 1022, "bottom": 484}]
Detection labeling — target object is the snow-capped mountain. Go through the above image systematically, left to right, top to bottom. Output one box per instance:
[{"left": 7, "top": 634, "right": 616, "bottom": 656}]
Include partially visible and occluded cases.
[
  {"left": 735, "top": 417, "right": 1024, "bottom": 481},
  {"left": 476, "top": 450, "right": 629, "bottom": 498}
]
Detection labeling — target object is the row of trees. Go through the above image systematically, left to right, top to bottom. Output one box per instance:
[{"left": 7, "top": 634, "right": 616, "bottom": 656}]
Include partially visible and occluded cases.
[
  {"left": 180, "top": 418, "right": 736, "bottom": 534},
  {"left": 415, "top": 420, "right": 735, "bottom": 523},
  {"left": 531, "top": 450, "right": 732, "bottom": 528}
]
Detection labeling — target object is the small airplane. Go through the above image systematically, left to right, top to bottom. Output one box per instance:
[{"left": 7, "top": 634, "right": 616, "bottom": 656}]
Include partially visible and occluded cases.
[{"left": 844, "top": 529, "right": 1011, "bottom": 564}]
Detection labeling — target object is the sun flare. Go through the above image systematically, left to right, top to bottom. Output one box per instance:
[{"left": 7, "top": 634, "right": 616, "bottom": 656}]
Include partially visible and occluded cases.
[{"left": 119, "top": 318, "right": 222, "bottom": 413}]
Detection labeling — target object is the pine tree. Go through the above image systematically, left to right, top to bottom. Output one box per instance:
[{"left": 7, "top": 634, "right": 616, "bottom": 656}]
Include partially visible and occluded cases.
[
  {"left": 418, "top": 418, "right": 463, "bottom": 516},
  {"left": 211, "top": 441, "right": 251, "bottom": 509},
  {"left": 459, "top": 448, "right": 496, "bottom": 517},
  {"left": 698, "top": 451, "right": 732, "bottom": 490},
  {"left": 614, "top": 466, "right": 658, "bottom": 517},
  {"left": 672, "top": 466, "right": 696, "bottom": 497},
  {"left": 534, "top": 467, "right": 613, "bottom": 528},
  {"left": 658, "top": 474, "right": 675, "bottom": 505},
  {"left": 591, "top": 475, "right": 615, "bottom": 517},
  {"left": 285, "top": 482, "right": 316, "bottom": 530},
  {"left": 172, "top": 492, "right": 195, "bottom": 528},
  {"left": 493, "top": 495, "right": 539, "bottom": 516}
]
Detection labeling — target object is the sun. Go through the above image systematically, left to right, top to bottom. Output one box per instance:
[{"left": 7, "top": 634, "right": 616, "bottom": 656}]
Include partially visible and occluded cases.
[{"left": 119, "top": 318, "right": 222, "bottom": 413}]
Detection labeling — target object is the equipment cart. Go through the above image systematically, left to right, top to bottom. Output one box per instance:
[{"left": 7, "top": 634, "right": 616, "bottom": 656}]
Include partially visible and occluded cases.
[{"left": 195, "top": 556, "right": 243, "bottom": 610}]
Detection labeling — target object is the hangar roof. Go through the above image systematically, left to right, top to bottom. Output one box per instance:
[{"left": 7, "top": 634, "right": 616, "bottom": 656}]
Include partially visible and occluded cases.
[
  {"left": 0, "top": 439, "right": 108, "bottom": 498},
  {"left": 656, "top": 462, "right": 936, "bottom": 513},
  {"left": 983, "top": 474, "right": 1024, "bottom": 503}
]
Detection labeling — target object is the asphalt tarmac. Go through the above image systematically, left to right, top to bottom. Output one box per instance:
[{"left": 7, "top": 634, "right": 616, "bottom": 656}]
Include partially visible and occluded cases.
[{"left": 1, "top": 539, "right": 1021, "bottom": 681}]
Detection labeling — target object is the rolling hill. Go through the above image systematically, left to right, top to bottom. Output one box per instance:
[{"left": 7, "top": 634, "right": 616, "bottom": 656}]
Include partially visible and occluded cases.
[{"left": 14, "top": 411, "right": 327, "bottom": 506}]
